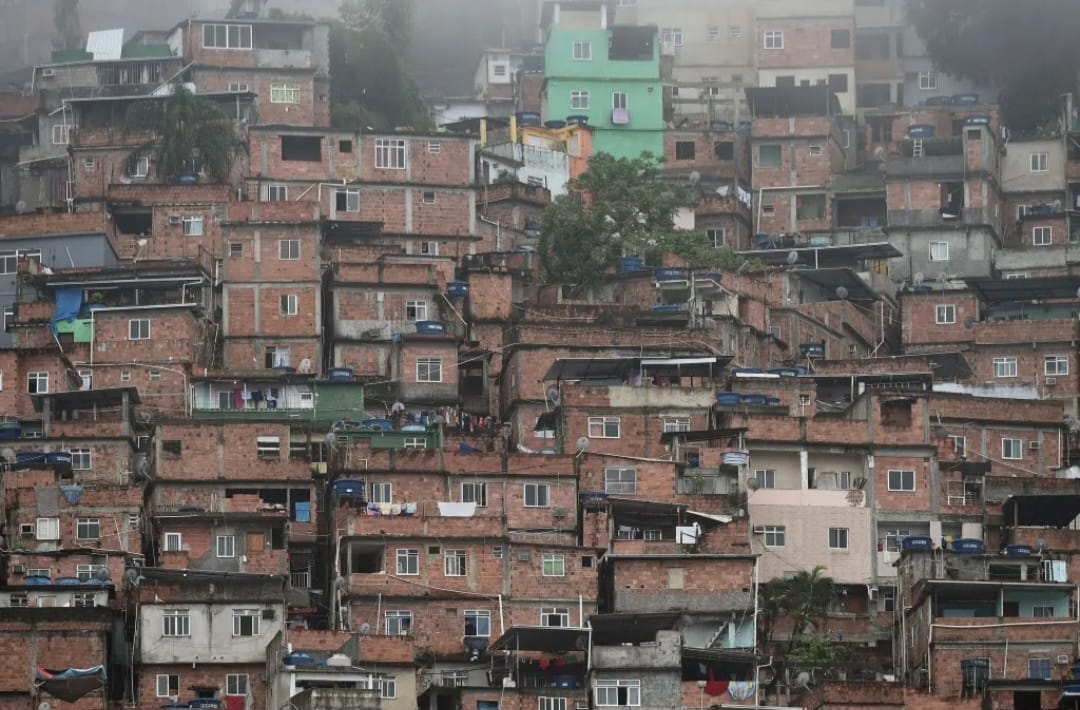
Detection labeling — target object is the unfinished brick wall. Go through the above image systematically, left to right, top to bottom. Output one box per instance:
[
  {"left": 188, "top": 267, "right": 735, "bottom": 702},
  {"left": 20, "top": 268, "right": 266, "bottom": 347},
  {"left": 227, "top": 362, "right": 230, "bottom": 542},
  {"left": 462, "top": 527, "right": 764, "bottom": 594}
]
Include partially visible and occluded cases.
[
  {"left": 756, "top": 17, "right": 855, "bottom": 70},
  {"left": 359, "top": 134, "right": 476, "bottom": 186},
  {"left": 155, "top": 422, "right": 312, "bottom": 481},
  {"left": 0, "top": 615, "right": 110, "bottom": 710},
  {"left": 135, "top": 662, "right": 266, "bottom": 710}
]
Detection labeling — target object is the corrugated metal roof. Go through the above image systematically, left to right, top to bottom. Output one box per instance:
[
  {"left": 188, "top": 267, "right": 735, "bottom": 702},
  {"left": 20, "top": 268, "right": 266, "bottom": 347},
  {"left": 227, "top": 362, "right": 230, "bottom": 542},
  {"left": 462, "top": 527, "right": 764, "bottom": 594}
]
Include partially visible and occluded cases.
[{"left": 86, "top": 29, "right": 125, "bottom": 61}]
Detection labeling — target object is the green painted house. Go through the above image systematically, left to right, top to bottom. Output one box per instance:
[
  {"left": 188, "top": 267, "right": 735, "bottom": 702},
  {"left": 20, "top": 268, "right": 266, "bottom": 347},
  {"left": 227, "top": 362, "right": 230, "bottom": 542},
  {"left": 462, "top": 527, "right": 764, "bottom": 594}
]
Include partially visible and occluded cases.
[{"left": 541, "top": 1, "right": 663, "bottom": 160}]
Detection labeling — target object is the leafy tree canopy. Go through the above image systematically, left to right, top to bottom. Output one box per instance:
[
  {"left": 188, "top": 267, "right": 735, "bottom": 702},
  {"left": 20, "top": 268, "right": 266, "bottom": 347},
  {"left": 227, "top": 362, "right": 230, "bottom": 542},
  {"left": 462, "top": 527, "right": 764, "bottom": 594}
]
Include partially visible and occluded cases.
[
  {"left": 53, "top": 0, "right": 82, "bottom": 51},
  {"left": 906, "top": 0, "right": 1080, "bottom": 130},
  {"left": 123, "top": 84, "right": 243, "bottom": 184},
  {"left": 538, "top": 152, "right": 753, "bottom": 292},
  {"left": 758, "top": 565, "right": 835, "bottom": 653}
]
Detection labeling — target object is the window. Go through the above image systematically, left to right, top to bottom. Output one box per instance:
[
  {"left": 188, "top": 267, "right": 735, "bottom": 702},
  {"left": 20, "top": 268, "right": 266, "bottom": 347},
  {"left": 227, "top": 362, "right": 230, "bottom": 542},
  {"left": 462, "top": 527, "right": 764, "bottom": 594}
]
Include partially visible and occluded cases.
[
  {"left": 202, "top": 23, "right": 252, "bottom": 49},
  {"left": 729, "top": 25, "right": 743, "bottom": 39},
  {"left": 706, "top": 27, "right": 721, "bottom": 42},
  {"left": 661, "top": 28, "right": 684, "bottom": 47},
  {"left": 831, "top": 29, "right": 851, "bottom": 48},
  {"left": 763, "top": 31, "right": 784, "bottom": 49},
  {"left": 572, "top": 41, "right": 592, "bottom": 60},
  {"left": 492, "top": 63, "right": 507, "bottom": 77},
  {"left": 918, "top": 71, "right": 937, "bottom": 90},
  {"left": 228, "top": 82, "right": 249, "bottom": 93},
  {"left": 271, "top": 84, "right": 301, "bottom": 104},
  {"left": 570, "top": 91, "right": 590, "bottom": 110},
  {"left": 612, "top": 91, "right": 628, "bottom": 110},
  {"left": 52, "top": 124, "right": 70, "bottom": 145},
  {"left": 281, "top": 135, "right": 321, "bottom": 161},
  {"left": 375, "top": 138, "right": 406, "bottom": 169},
  {"left": 338, "top": 140, "right": 353, "bottom": 154},
  {"left": 428, "top": 140, "right": 441, "bottom": 154},
  {"left": 675, "top": 141, "right": 696, "bottom": 160},
  {"left": 759, "top": 144, "right": 782, "bottom": 167},
  {"left": 809, "top": 145, "right": 824, "bottom": 156},
  {"left": 1030, "top": 152, "right": 1048, "bottom": 172},
  {"left": 126, "top": 154, "right": 149, "bottom": 178},
  {"left": 335, "top": 189, "right": 359, "bottom": 212},
  {"left": 422, "top": 190, "right": 436, "bottom": 204},
  {"left": 181, "top": 216, "right": 204, "bottom": 236},
  {"left": 1033, "top": 226, "right": 1053, "bottom": 245},
  {"left": 706, "top": 228, "right": 726, "bottom": 248},
  {"left": 279, "top": 239, "right": 300, "bottom": 260},
  {"left": 420, "top": 240, "right": 439, "bottom": 256},
  {"left": 929, "top": 241, "right": 949, "bottom": 261},
  {"left": 229, "top": 243, "right": 243, "bottom": 258},
  {"left": 278, "top": 294, "right": 299, "bottom": 316},
  {"left": 404, "top": 300, "right": 428, "bottom": 322},
  {"left": 935, "top": 304, "right": 956, "bottom": 324},
  {"left": 128, "top": 318, "right": 151, "bottom": 340},
  {"left": 1046, "top": 355, "right": 1069, "bottom": 376},
  {"left": 416, "top": 357, "right": 443, "bottom": 383},
  {"left": 993, "top": 357, "right": 1018, "bottom": 378},
  {"left": 149, "top": 370, "right": 162, "bottom": 381},
  {"left": 588, "top": 416, "right": 621, "bottom": 438},
  {"left": 662, "top": 417, "right": 690, "bottom": 433},
  {"left": 257, "top": 435, "right": 280, "bottom": 459},
  {"left": 949, "top": 435, "right": 967, "bottom": 457},
  {"left": 403, "top": 436, "right": 427, "bottom": 450},
  {"left": 1002, "top": 438, "right": 1023, "bottom": 460},
  {"left": 63, "top": 447, "right": 91, "bottom": 471},
  {"left": 604, "top": 467, "right": 638, "bottom": 494},
  {"left": 754, "top": 469, "right": 777, "bottom": 489},
  {"left": 888, "top": 469, "right": 915, "bottom": 491},
  {"left": 370, "top": 482, "right": 392, "bottom": 503},
  {"left": 461, "top": 482, "right": 487, "bottom": 507},
  {"left": 525, "top": 483, "right": 550, "bottom": 507},
  {"left": 35, "top": 517, "right": 59, "bottom": 540},
  {"left": 76, "top": 517, "right": 100, "bottom": 540},
  {"left": 763, "top": 525, "right": 785, "bottom": 547},
  {"left": 828, "top": 527, "right": 849, "bottom": 549},
  {"left": 883, "top": 529, "right": 910, "bottom": 552},
  {"left": 164, "top": 532, "right": 183, "bottom": 552},
  {"left": 216, "top": 535, "right": 235, "bottom": 558},
  {"left": 396, "top": 548, "right": 419, "bottom": 575},
  {"left": 445, "top": 549, "right": 467, "bottom": 576},
  {"left": 542, "top": 553, "right": 566, "bottom": 576},
  {"left": 76, "top": 564, "right": 103, "bottom": 582},
  {"left": 880, "top": 586, "right": 897, "bottom": 612},
  {"left": 10, "top": 593, "right": 28, "bottom": 607},
  {"left": 541, "top": 606, "right": 570, "bottom": 627},
  {"left": 1033, "top": 606, "right": 1056, "bottom": 618},
  {"left": 162, "top": 609, "right": 190, "bottom": 637},
  {"left": 232, "top": 609, "right": 260, "bottom": 636},
  {"left": 464, "top": 609, "right": 490, "bottom": 636},
  {"left": 384, "top": 610, "right": 413, "bottom": 635},
  {"left": 1029, "top": 658, "right": 1052, "bottom": 680},
  {"left": 440, "top": 671, "right": 468, "bottom": 688},
  {"left": 156, "top": 674, "right": 179, "bottom": 698},
  {"left": 226, "top": 674, "right": 249, "bottom": 696},
  {"left": 380, "top": 677, "right": 397, "bottom": 699},
  {"left": 595, "top": 679, "right": 641, "bottom": 707},
  {"left": 540, "top": 699, "right": 567, "bottom": 710}
]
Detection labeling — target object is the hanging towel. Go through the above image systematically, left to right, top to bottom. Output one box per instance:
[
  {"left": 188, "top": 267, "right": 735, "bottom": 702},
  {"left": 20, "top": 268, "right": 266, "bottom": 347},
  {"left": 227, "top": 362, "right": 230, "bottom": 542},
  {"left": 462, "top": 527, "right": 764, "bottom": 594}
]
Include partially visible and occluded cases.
[
  {"left": 233, "top": 388, "right": 243, "bottom": 409},
  {"left": 402, "top": 502, "right": 417, "bottom": 515},
  {"left": 437, "top": 502, "right": 477, "bottom": 517},
  {"left": 377, "top": 503, "right": 393, "bottom": 515},
  {"left": 389, "top": 504, "right": 402, "bottom": 515},
  {"left": 704, "top": 670, "right": 728, "bottom": 696},
  {"left": 728, "top": 681, "right": 756, "bottom": 701}
]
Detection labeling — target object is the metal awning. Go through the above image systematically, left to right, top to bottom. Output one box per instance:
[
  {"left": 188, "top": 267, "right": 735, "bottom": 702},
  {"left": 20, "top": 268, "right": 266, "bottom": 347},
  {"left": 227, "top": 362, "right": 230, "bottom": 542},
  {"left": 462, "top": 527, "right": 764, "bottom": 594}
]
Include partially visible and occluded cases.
[
  {"left": 738, "top": 242, "right": 903, "bottom": 268},
  {"left": 792, "top": 268, "right": 881, "bottom": 302},
  {"left": 967, "top": 275, "right": 1080, "bottom": 303},
  {"left": 544, "top": 356, "right": 730, "bottom": 382},
  {"left": 640, "top": 357, "right": 717, "bottom": 366},
  {"left": 33, "top": 386, "right": 141, "bottom": 411},
  {"left": 1002, "top": 495, "right": 1080, "bottom": 528},
  {"left": 488, "top": 625, "right": 590, "bottom": 653},
  {"left": 681, "top": 647, "right": 767, "bottom": 665}
]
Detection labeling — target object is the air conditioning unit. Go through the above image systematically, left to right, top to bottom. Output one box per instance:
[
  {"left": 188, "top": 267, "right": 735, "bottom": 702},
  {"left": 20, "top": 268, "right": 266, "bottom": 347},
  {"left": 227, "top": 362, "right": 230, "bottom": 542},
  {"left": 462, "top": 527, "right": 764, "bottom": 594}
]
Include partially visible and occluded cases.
[
  {"left": 42, "top": 68, "right": 56, "bottom": 78},
  {"left": 168, "top": 215, "right": 182, "bottom": 225},
  {"left": 1045, "top": 377, "right": 1057, "bottom": 386},
  {"left": 1029, "top": 441, "right": 1041, "bottom": 450},
  {"left": 552, "top": 506, "right": 566, "bottom": 518},
  {"left": 19, "top": 523, "right": 34, "bottom": 537},
  {"left": 752, "top": 526, "right": 766, "bottom": 535},
  {"left": 11, "top": 564, "right": 26, "bottom": 574},
  {"left": 262, "top": 609, "right": 276, "bottom": 620},
  {"left": 1058, "top": 655, "right": 1071, "bottom": 665}
]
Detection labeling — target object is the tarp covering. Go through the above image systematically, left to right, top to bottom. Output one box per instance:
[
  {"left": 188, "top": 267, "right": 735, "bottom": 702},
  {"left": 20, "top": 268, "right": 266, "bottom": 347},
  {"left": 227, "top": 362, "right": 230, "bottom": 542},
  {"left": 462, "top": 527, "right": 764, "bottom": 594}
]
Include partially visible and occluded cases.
[
  {"left": 52, "top": 288, "right": 84, "bottom": 334},
  {"left": 35, "top": 666, "right": 107, "bottom": 702}
]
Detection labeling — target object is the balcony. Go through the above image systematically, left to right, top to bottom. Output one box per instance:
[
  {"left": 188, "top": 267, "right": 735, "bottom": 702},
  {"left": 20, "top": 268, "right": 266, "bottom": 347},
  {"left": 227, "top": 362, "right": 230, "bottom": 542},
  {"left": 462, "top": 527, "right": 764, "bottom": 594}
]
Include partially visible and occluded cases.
[
  {"left": 255, "top": 48, "right": 312, "bottom": 69},
  {"left": 886, "top": 207, "right": 995, "bottom": 229},
  {"left": 191, "top": 379, "right": 364, "bottom": 425},
  {"left": 340, "top": 504, "right": 506, "bottom": 538},
  {"left": 931, "top": 614, "right": 1076, "bottom": 643},
  {"left": 592, "top": 631, "right": 681, "bottom": 670}
]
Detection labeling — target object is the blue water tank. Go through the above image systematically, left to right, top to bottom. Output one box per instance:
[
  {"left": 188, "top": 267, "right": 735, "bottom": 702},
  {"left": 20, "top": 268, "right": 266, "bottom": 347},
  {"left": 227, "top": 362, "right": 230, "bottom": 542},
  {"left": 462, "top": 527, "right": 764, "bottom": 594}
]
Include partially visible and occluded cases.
[
  {"left": 952, "top": 93, "right": 979, "bottom": 105},
  {"left": 517, "top": 112, "right": 542, "bottom": 126},
  {"left": 965, "top": 114, "right": 991, "bottom": 126},
  {"left": 566, "top": 115, "right": 589, "bottom": 126},
  {"left": 544, "top": 120, "right": 566, "bottom": 129},
  {"left": 908, "top": 124, "right": 936, "bottom": 139},
  {"left": 620, "top": 256, "right": 646, "bottom": 273},
  {"left": 653, "top": 267, "right": 685, "bottom": 282},
  {"left": 447, "top": 281, "right": 469, "bottom": 298},
  {"left": 415, "top": 320, "right": 447, "bottom": 334},
  {"left": 800, "top": 343, "right": 825, "bottom": 358},
  {"left": 327, "top": 367, "right": 354, "bottom": 382},
  {"left": 716, "top": 392, "right": 742, "bottom": 406},
  {"left": 742, "top": 393, "right": 768, "bottom": 405},
  {"left": 764, "top": 396, "right": 782, "bottom": 406},
  {"left": 361, "top": 418, "right": 393, "bottom": 431},
  {"left": 0, "top": 423, "right": 21, "bottom": 441},
  {"left": 46, "top": 452, "right": 72, "bottom": 466},
  {"left": 332, "top": 479, "right": 365, "bottom": 497},
  {"left": 902, "top": 535, "right": 933, "bottom": 551},
  {"left": 951, "top": 538, "right": 985, "bottom": 554},
  {"left": 1002, "top": 544, "right": 1032, "bottom": 557},
  {"left": 23, "top": 575, "right": 51, "bottom": 586},
  {"left": 54, "top": 576, "right": 82, "bottom": 585},
  {"left": 284, "top": 652, "right": 317, "bottom": 666}
]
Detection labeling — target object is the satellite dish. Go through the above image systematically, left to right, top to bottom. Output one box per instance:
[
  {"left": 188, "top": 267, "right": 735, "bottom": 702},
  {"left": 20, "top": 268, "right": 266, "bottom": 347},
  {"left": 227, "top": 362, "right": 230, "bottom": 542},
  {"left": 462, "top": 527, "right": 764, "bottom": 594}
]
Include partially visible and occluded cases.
[
  {"left": 873, "top": 145, "right": 886, "bottom": 162},
  {"left": 688, "top": 170, "right": 701, "bottom": 184},
  {"left": 15, "top": 200, "right": 27, "bottom": 214},
  {"left": 786, "top": 250, "right": 799, "bottom": 265},
  {"left": 913, "top": 272, "right": 925, "bottom": 287},
  {"left": 935, "top": 272, "right": 949, "bottom": 287},
  {"left": 835, "top": 286, "right": 848, "bottom": 300},
  {"left": 963, "top": 316, "right": 975, "bottom": 329},
  {"left": 298, "top": 358, "right": 312, "bottom": 374},
  {"left": 545, "top": 385, "right": 562, "bottom": 406},
  {"left": 324, "top": 431, "right": 336, "bottom": 445},
  {"left": 576, "top": 436, "right": 590, "bottom": 453},
  {"left": 1, "top": 448, "right": 15, "bottom": 463},
  {"left": 746, "top": 476, "right": 761, "bottom": 490},
  {"left": 94, "top": 567, "right": 111, "bottom": 582},
  {"left": 358, "top": 622, "right": 371, "bottom": 635},
  {"left": 794, "top": 671, "right": 811, "bottom": 688},
  {"left": 39, "top": 701, "right": 51, "bottom": 710}
]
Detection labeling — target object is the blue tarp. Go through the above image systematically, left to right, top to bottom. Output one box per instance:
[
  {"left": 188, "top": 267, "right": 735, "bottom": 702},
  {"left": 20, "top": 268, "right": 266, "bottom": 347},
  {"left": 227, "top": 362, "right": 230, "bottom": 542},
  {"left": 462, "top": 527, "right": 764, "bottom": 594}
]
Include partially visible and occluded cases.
[
  {"left": 52, "top": 288, "right": 83, "bottom": 334},
  {"left": 35, "top": 665, "right": 107, "bottom": 702}
]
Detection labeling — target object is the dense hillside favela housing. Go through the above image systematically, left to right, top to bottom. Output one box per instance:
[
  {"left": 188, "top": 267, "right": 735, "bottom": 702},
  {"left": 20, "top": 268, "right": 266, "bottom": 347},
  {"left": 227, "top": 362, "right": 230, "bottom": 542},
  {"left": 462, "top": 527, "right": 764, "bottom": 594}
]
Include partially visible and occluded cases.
[{"left": 6, "top": 2, "right": 1080, "bottom": 710}]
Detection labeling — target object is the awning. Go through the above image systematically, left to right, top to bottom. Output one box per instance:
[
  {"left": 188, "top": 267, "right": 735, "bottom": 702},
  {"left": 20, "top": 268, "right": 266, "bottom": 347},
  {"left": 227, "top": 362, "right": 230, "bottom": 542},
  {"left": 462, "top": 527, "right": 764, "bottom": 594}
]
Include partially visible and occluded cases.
[
  {"left": 792, "top": 268, "right": 881, "bottom": 302},
  {"left": 966, "top": 275, "right": 1080, "bottom": 303},
  {"left": 543, "top": 358, "right": 635, "bottom": 382},
  {"left": 640, "top": 358, "right": 717, "bottom": 366},
  {"left": 1002, "top": 495, "right": 1080, "bottom": 528},
  {"left": 686, "top": 510, "right": 732, "bottom": 525},
  {"left": 589, "top": 612, "right": 681, "bottom": 644},
  {"left": 488, "top": 625, "right": 590, "bottom": 653},
  {"left": 681, "top": 647, "right": 767, "bottom": 665},
  {"left": 36, "top": 666, "right": 107, "bottom": 702}
]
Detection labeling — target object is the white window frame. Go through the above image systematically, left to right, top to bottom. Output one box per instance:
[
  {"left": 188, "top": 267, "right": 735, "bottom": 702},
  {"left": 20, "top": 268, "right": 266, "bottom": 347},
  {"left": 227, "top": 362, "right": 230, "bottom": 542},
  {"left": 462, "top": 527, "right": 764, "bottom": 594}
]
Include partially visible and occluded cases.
[
  {"left": 202, "top": 23, "right": 252, "bottom": 50},
  {"left": 661, "top": 28, "right": 684, "bottom": 47},
  {"left": 763, "top": 30, "right": 784, "bottom": 49},
  {"left": 572, "top": 41, "right": 592, "bottom": 61},
  {"left": 918, "top": 71, "right": 937, "bottom": 90},
  {"left": 228, "top": 82, "right": 250, "bottom": 93},
  {"left": 270, "top": 84, "right": 301, "bottom": 104},
  {"left": 570, "top": 90, "right": 590, "bottom": 110},
  {"left": 612, "top": 91, "right": 628, "bottom": 110},
  {"left": 52, "top": 124, "right": 70, "bottom": 145},
  {"left": 375, "top": 138, "right": 407, "bottom": 170},
  {"left": 428, "top": 140, "right": 442, "bottom": 154},
  {"left": 1030, "top": 152, "right": 1049, "bottom": 172},
  {"left": 127, "top": 154, "right": 149, "bottom": 178},
  {"left": 266, "top": 184, "right": 287, "bottom": 202},
  {"left": 336, "top": 188, "right": 360, "bottom": 212},
  {"left": 181, "top": 216, "right": 204, "bottom": 236},
  {"left": 1033, "top": 226, "right": 1053, "bottom": 246},
  {"left": 706, "top": 227, "right": 726, "bottom": 248},
  {"left": 279, "top": 239, "right": 300, "bottom": 260},
  {"left": 420, "top": 240, "right": 439, "bottom": 256},
  {"left": 929, "top": 241, "right": 949, "bottom": 261},
  {"left": 280, "top": 294, "right": 298, "bottom": 316},
  {"left": 405, "top": 300, "right": 428, "bottom": 322},
  {"left": 935, "top": 304, "right": 956, "bottom": 325},
  {"left": 128, "top": 318, "right": 151, "bottom": 340},
  {"left": 1045, "top": 355, "right": 1069, "bottom": 376},
  {"left": 994, "top": 356, "right": 1018, "bottom": 378},
  {"left": 416, "top": 357, "right": 443, "bottom": 383},
  {"left": 120, "top": 370, "right": 132, "bottom": 382},
  {"left": 27, "top": 371, "right": 49, "bottom": 394},
  {"left": 588, "top": 416, "right": 621, "bottom": 438},
  {"left": 662, "top": 417, "right": 690, "bottom": 433},
  {"left": 257, "top": 435, "right": 280, "bottom": 458},
  {"left": 948, "top": 435, "right": 967, "bottom": 457},
  {"left": 403, "top": 436, "right": 427, "bottom": 449},
  {"left": 1002, "top": 438, "right": 1023, "bottom": 460},
  {"left": 70, "top": 448, "right": 92, "bottom": 470},
  {"left": 605, "top": 466, "right": 638, "bottom": 494},
  {"left": 755, "top": 469, "right": 777, "bottom": 489},
  {"left": 887, "top": 469, "right": 915, "bottom": 492},
  {"left": 370, "top": 481, "right": 392, "bottom": 504},
  {"left": 461, "top": 481, "right": 488, "bottom": 507},
  {"left": 524, "top": 482, "right": 550, "bottom": 507},
  {"left": 36, "top": 517, "right": 60, "bottom": 540},
  {"left": 76, "top": 517, "right": 100, "bottom": 540},
  {"left": 763, "top": 525, "right": 785, "bottom": 547},
  {"left": 828, "top": 527, "right": 849, "bottom": 550},
  {"left": 164, "top": 532, "right": 183, "bottom": 552},
  {"left": 216, "top": 535, "right": 236, "bottom": 558},
  {"left": 396, "top": 548, "right": 419, "bottom": 575},
  {"left": 444, "top": 549, "right": 467, "bottom": 576},
  {"left": 542, "top": 553, "right": 566, "bottom": 577},
  {"left": 76, "top": 564, "right": 103, "bottom": 582},
  {"left": 540, "top": 606, "right": 570, "bottom": 628},
  {"left": 162, "top": 609, "right": 190, "bottom": 637},
  {"left": 231, "top": 609, "right": 261, "bottom": 637},
  {"left": 464, "top": 609, "right": 490, "bottom": 637},
  {"left": 385, "top": 610, "right": 412, "bottom": 635},
  {"left": 1028, "top": 657, "right": 1052, "bottom": 680},
  {"left": 156, "top": 674, "right": 179, "bottom": 698},
  {"left": 226, "top": 674, "right": 249, "bottom": 696},
  {"left": 380, "top": 676, "right": 397, "bottom": 699},
  {"left": 595, "top": 679, "right": 641, "bottom": 707},
  {"left": 540, "top": 698, "right": 568, "bottom": 710}
]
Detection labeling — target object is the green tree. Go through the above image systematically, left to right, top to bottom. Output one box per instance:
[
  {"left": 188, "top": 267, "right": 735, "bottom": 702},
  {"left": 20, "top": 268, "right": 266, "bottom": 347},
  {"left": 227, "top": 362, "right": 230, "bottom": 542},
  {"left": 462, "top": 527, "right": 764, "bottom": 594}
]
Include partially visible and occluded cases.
[
  {"left": 53, "top": 0, "right": 82, "bottom": 51},
  {"left": 340, "top": 0, "right": 415, "bottom": 48},
  {"left": 905, "top": 0, "right": 1080, "bottom": 130},
  {"left": 123, "top": 84, "right": 244, "bottom": 184},
  {"left": 538, "top": 152, "right": 753, "bottom": 292},
  {"left": 757, "top": 566, "right": 835, "bottom": 654}
]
